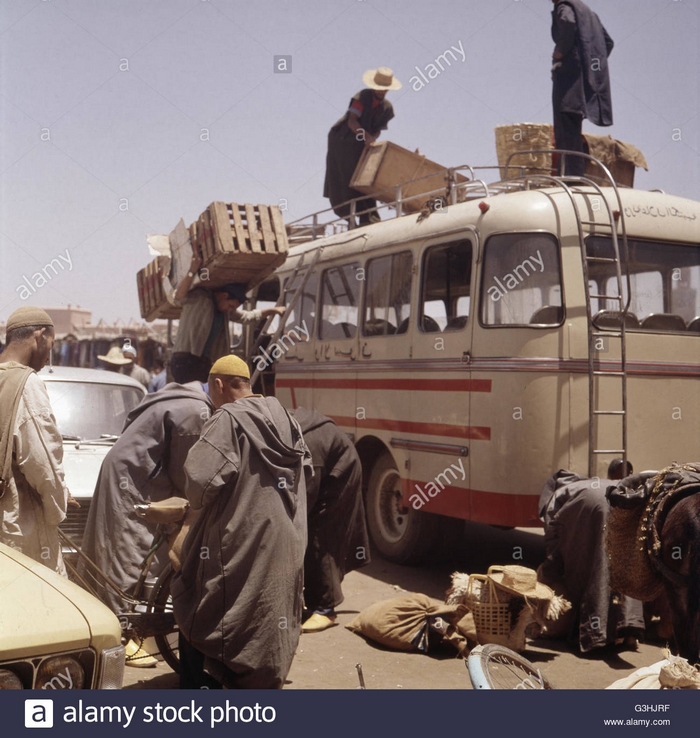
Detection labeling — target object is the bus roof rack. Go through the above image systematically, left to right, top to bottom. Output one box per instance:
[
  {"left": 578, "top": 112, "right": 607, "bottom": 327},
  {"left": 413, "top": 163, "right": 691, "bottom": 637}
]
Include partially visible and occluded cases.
[{"left": 286, "top": 150, "right": 632, "bottom": 245}]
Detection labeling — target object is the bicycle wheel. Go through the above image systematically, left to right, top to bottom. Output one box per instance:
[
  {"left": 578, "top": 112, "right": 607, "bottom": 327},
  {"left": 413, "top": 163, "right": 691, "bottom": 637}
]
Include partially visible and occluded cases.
[
  {"left": 147, "top": 564, "right": 180, "bottom": 674},
  {"left": 466, "top": 644, "right": 554, "bottom": 690}
]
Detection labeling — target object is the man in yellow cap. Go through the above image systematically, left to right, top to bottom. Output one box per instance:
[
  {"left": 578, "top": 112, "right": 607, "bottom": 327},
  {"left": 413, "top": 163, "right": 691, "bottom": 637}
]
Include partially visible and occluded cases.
[
  {"left": 0, "top": 307, "right": 71, "bottom": 574},
  {"left": 172, "top": 354, "right": 313, "bottom": 689}
]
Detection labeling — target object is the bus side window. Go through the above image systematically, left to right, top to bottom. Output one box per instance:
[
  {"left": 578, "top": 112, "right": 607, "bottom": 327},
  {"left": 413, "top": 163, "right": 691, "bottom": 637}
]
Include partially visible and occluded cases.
[
  {"left": 480, "top": 233, "right": 563, "bottom": 327},
  {"left": 420, "top": 240, "right": 472, "bottom": 332},
  {"left": 363, "top": 251, "right": 412, "bottom": 337},
  {"left": 318, "top": 263, "right": 361, "bottom": 340},
  {"left": 283, "top": 271, "right": 318, "bottom": 339}
]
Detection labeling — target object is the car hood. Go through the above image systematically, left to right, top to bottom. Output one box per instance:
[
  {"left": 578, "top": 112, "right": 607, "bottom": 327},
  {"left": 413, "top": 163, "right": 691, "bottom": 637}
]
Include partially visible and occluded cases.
[
  {"left": 61, "top": 443, "right": 111, "bottom": 499},
  {"left": 0, "top": 544, "right": 119, "bottom": 660}
]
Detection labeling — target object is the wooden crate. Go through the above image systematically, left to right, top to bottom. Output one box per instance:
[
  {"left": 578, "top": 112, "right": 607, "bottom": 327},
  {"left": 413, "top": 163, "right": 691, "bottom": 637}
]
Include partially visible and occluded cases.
[
  {"left": 350, "top": 141, "right": 468, "bottom": 214},
  {"left": 190, "top": 202, "right": 289, "bottom": 289},
  {"left": 137, "top": 256, "right": 180, "bottom": 321}
]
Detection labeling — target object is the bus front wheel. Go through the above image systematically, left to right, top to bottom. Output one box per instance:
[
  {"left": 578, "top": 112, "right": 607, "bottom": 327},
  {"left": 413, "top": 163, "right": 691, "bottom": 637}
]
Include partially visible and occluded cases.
[{"left": 366, "top": 452, "right": 441, "bottom": 564}]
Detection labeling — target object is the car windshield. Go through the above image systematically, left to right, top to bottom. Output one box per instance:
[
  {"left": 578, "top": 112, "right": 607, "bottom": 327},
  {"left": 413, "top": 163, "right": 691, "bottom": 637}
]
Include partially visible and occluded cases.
[{"left": 45, "top": 381, "right": 143, "bottom": 440}]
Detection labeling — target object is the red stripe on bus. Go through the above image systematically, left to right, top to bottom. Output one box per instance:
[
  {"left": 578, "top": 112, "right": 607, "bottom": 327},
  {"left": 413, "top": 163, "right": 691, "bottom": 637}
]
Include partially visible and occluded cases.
[
  {"left": 276, "top": 378, "right": 492, "bottom": 392},
  {"left": 330, "top": 416, "right": 491, "bottom": 441},
  {"left": 401, "top": 479, "right": 541, "bottom": 527}
]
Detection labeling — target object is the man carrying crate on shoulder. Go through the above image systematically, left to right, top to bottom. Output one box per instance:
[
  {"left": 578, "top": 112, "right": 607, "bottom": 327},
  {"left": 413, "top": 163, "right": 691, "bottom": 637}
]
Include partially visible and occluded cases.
[{"left": 170, "top": 252, "right": 285, "bottom": 384}]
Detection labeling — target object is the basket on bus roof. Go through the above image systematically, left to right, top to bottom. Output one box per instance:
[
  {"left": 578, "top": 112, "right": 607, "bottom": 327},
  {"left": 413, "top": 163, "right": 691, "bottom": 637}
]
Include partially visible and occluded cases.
[{"left": 495, "top": 123, "right": 648, "bottom": 187}]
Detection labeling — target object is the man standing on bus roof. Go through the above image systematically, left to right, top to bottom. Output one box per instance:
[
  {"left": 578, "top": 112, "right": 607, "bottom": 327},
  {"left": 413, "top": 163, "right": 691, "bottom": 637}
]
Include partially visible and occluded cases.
[
  {"left": 551, "top": 0, "right": 614, "bottom": 177},
  {"left": 324, "top": 67, "right": 401, "bottom": 227}
]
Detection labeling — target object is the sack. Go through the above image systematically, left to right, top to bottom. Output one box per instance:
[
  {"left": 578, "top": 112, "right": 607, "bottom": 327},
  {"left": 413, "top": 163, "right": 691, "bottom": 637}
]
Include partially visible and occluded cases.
[{"left": 346, "top": 593, "right": 469, "bottom": 654}]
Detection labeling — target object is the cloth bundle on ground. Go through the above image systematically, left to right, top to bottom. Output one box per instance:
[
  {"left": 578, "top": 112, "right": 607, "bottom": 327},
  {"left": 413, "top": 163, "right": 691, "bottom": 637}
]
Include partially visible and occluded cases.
[
  {"left": 447, "top": 566, "right": 570, "bottom": 652},
  {"left": 346, "top": 593, "right": 471, "bottom": 655},
  {"left": 606, "top": 650, "right": 700, "bottom": 690}
]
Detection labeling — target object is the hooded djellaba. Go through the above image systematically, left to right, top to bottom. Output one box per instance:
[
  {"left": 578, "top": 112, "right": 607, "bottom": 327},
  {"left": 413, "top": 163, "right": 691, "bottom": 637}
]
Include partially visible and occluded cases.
[
  {"left": 80, "top": 381, "right": 214, "bottom": 614},
  {"left": 172, "top": 393, "right": 312, "bottom": 689},
  {"left": 291, "top": 407, "right": 370, "bottom": 628}
]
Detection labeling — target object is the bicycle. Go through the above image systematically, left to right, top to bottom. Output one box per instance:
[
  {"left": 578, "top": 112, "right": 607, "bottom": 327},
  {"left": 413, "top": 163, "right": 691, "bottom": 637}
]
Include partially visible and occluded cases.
[
  {"left": 58, "top": 497, "right": 189, "bottom": 673},
  {"left": 466, "top": 644, "right": 555, "bottom": 690}
]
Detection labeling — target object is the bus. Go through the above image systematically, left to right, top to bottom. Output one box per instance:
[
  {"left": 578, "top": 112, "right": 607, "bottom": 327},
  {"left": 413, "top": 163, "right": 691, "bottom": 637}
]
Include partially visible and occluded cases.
[{"left": 246, "top": 156, "right": 700, "bottom": 564}]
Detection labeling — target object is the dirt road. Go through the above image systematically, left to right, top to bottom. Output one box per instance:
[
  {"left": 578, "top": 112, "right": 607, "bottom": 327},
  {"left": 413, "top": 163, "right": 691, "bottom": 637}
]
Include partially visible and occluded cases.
[{"left": 123, "top": 522, "right": 666, "bottom": 690}]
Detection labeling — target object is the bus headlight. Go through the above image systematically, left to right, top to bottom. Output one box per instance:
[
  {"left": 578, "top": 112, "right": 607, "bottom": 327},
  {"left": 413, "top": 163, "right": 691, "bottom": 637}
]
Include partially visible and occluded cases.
[
  {"left": 98, "top": 645, "right": 125, "bottom": 690},
  {"left": 36, "top": 656, "right": 85, "bottom": 690},
  {"left": 0, "top": 669, "right": 23, "bottom": 689}
]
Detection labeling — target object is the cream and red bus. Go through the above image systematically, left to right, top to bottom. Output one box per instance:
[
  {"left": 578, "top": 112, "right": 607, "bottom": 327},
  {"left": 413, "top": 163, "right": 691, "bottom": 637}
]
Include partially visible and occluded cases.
[{"left": 247, "top": 159, "right": 700, "bottom": 563}]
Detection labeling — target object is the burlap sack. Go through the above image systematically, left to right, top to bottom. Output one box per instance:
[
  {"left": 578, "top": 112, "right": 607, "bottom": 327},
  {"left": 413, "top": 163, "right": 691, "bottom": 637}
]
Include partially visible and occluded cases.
[{"left": 346, "top": 593, "right": 469, "bottom": 654}]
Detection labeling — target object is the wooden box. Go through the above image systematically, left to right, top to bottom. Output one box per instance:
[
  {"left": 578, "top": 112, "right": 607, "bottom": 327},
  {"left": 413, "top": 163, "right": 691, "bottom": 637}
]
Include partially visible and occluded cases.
[
  {"left": 350, "top": 141, "right": 467, "bottom": 214},
  {"left": 190, "top": 202, "right": 289, "bottom": 289},
  {"left": 137, "top": 256, "right": 180, "bottom": 322}
]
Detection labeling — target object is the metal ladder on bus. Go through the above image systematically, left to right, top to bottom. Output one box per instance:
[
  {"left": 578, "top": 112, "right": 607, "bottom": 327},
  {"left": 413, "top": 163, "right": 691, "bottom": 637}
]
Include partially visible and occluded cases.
[
  {"left": 571, "top": 167, "right": 631, "bottom": 477},
  {"left": 248, "top": 245, "right": 323, "bottom": 387}
]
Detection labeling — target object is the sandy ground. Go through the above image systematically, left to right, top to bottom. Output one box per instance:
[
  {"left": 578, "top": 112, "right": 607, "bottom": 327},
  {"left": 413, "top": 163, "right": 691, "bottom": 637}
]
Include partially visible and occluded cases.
[{"left": 123, "top": 522, "right": 668, "bottom": 691}]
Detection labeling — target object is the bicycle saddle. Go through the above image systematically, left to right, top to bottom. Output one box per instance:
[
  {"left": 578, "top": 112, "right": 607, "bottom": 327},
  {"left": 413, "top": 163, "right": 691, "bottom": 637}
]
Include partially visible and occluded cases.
[{"left": 134, "top": 497, "right": 190, "bottom": 524}]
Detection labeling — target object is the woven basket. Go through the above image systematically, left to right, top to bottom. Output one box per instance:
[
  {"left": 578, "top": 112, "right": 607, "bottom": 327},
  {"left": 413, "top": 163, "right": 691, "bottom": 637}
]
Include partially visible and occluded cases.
[
  {"left": 495, "top": 123, "right": 554, "bottom": 179},
  {"left": 606, "top": 506, "right": 664, "bottom": 602},
  {"left": 465, "top": 573, "right": 512, "bottom": 647}
]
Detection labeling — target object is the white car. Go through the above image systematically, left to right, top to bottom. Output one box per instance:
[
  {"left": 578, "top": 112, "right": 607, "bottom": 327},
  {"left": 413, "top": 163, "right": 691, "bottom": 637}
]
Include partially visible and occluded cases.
[
  {"left": 39, "top": 366, "right": 147, "bottom": 549},
  {"left": 0, "top": 542, "right": 125, "bottom": 689}
]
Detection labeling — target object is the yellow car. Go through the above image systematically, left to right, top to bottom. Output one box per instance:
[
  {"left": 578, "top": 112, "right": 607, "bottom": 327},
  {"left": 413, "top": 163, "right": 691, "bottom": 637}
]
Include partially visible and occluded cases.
[{"left": 0, "top": 542, "right": 125, "bottom": 690}]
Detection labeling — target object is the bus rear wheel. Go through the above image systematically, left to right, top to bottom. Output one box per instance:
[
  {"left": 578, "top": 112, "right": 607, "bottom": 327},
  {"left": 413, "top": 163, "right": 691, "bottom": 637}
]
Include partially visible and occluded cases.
[{"left": 366, "top": 452, "right": 441, "bottom": 564}]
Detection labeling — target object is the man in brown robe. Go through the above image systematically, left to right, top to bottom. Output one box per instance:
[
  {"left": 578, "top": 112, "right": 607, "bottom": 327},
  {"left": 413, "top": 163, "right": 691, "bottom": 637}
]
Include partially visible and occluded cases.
[
  {"left": 0, "top": 307, "right": 70, "bottom": 575},
  {"left": 172, "top": 355, "right": 312, "bottom": 689},
  {"left": 291, "top": 408, "right": 370, "bottom": 632}
]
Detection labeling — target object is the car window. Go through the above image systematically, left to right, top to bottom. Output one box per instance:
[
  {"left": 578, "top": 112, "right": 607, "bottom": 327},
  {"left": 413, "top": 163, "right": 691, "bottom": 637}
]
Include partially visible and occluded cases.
[{"left": 45, "top": 382, "right": 143, "bottom": 439}]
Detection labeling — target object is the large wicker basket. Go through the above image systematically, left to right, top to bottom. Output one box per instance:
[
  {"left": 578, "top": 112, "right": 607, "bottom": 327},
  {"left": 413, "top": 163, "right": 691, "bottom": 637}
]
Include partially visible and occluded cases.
[
  {"left": 495, "top": 123, "right": 554, "bottom": 179},
  {"left": 465, "top": 573, "right": 512, "bottom": 647}
]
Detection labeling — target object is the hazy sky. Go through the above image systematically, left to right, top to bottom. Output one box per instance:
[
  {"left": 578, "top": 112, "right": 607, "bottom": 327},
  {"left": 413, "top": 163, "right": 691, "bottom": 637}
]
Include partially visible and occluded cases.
[{"left": 1, "top": 0, "right": 698, "bottom": 323}]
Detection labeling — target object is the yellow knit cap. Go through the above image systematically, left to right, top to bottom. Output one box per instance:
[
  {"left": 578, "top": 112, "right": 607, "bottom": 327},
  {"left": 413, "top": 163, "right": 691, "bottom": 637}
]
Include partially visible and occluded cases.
[{"left": 209, "top": 355, "right": 251, "bottom": 379}]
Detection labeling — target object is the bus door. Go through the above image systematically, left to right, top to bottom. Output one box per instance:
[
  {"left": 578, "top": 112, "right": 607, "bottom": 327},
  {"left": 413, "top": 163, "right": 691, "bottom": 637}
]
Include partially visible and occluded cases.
[
  {"left": 469, "top": 231, "right": 567, "bottom": 527},
  {"left": 407, "top": 236, "right": 476, "bottom": 519},
  {"left": 356, "top": 249, "right": 414, "bottom": 467},
  {"left": 313, "top": 261, "right": 361, "bottom": 433},
  {"left": 271, "top": 269, "right": 318, "bottom": 408}
]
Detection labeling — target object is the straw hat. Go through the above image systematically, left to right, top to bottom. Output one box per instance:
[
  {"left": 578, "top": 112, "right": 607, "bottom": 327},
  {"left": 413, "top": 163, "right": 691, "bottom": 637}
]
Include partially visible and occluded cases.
[
  {"left": 362, "top": 66, "right": 402, "bottom": 91},
  {"left": 98, "top": 346, "right": 131, "bottom": 366},
  {"left": 487, "top": 565, "right": 555, "bottom": 600}
]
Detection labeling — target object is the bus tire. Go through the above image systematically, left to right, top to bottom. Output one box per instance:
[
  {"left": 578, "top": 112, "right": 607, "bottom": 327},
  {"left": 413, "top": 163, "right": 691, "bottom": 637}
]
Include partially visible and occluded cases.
[{"left": 366, "top": 451, "right": 441, "bottom": 564}]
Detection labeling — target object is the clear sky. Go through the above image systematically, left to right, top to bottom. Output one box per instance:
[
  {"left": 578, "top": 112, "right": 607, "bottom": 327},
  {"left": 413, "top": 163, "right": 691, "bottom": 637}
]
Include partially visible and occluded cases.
[{"left": 1, "top": 0, "right": 698, "bottom": 323}]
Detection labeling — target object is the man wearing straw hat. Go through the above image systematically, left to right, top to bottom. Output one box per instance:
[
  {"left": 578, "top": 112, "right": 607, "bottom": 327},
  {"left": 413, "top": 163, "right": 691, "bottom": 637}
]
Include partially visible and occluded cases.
[
  {"left": 551, "top": 0, "right": 614, "bottom": 177},
  {"left": 324, "top": 67, "right": 401, "bottom": 227},
  {"left": 0, "top": 307, "right": 71, "bottom": 575},
  {"left": 98, "top": 345, "right": 132, "bottom": 373}
]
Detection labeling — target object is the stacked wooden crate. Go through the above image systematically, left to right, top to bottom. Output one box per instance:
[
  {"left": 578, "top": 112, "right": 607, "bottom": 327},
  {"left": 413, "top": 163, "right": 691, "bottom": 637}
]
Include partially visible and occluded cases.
[
  {"left": 136, "top": 202, "right": 289, "bottom": 322},
  {"left": 189, "top": 202, "right": 288, "bottom": 289},
  {"left": 136, "top": 256, "right": 180, "bottom": 321}
]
